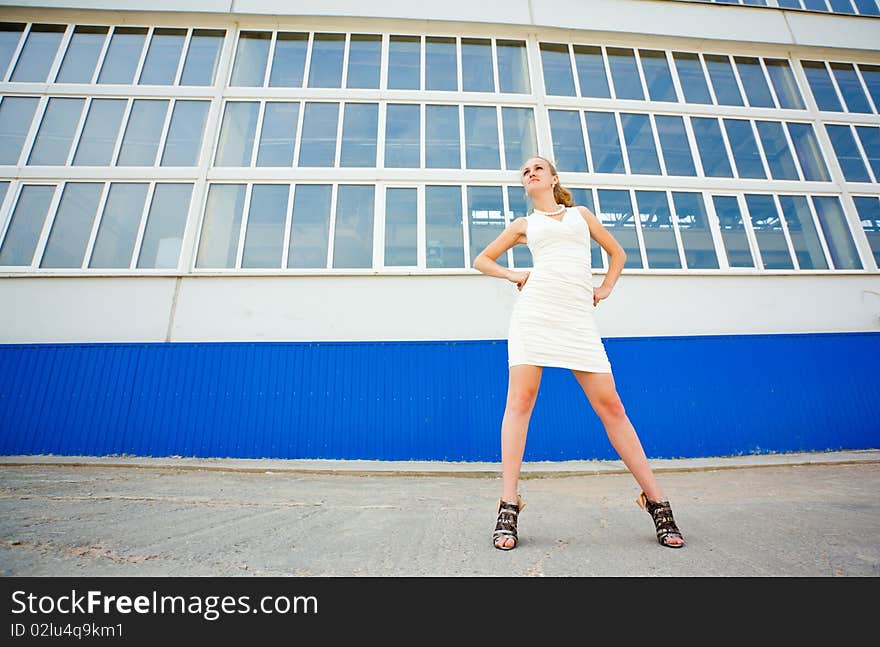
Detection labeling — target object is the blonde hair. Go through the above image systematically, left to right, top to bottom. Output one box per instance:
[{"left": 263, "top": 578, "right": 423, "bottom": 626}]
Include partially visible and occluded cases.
[{"left": 526, "top": 156, "right": 574, "bottom": 207}]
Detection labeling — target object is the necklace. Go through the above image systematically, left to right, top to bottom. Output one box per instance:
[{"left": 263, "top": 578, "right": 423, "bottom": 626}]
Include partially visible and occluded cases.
[{"left": 532, "top": 204, "right": 566, "bottom": 217}]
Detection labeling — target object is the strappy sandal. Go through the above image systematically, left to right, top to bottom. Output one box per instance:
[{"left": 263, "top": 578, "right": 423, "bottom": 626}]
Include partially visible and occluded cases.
[
  {"left": 636, "top": 491, "right": 685, "bottom": 548},
  {"left": 493, "top": 495, "right": 525, "bottom": 550}
]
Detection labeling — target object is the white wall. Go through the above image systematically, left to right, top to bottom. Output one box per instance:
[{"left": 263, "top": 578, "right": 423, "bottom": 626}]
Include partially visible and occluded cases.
[{"left": 2, "top": 274, "right": 878, "bottom": 343}]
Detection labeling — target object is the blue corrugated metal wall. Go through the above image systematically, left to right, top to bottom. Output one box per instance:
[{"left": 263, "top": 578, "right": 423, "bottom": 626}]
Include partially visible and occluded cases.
[{"left": 0, "top": 333, "right": 877, "bottom": 461}]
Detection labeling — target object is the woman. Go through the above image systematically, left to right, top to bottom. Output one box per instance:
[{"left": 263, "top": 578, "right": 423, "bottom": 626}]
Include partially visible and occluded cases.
[{"left": 472, "top": 156, "right": 685, "bottom": 551}]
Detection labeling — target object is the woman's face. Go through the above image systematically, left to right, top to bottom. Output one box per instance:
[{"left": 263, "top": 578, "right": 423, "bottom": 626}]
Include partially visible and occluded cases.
[{"left": 521, "top": 158, "right": 556, "bottom": 196}]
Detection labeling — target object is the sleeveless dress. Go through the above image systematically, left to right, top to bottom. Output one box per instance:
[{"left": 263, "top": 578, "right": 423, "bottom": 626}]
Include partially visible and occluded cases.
[{"left": 507, "top": 206, "right": 613, "bottom": 373}]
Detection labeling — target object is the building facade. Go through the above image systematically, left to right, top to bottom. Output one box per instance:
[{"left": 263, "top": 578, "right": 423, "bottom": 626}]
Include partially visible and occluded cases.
[{"left": 0, "top": 0, "right": 878, "bottom": 461}]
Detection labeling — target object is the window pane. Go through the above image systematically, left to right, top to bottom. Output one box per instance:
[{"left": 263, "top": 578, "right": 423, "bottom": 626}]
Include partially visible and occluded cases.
[
  {"left": 777, "top": 0, "right": 802, "bottom": 6},
  {"left": 803, "top": 0, "right": 830, "bottom": 10},
  {"left": 829, "top": 0, "right": 856, "bottom": 12},
  {"left": 855, "top": 0, "right": 880, "bottom": 15},
  {"left": 0, "top": 23, "right": 24, "bottom": 79},
  {"left": 11, "top": 24, "right": 64, "bottom": 82},
  {"left": 56, "top": 25, "right": 107, "bottom": 83},
  {"left": 98, "top": 27, "right": 147, "bottom": 84},
  {"left": 138, "top": 28, "right": 186, "bottom": 85},
  {"left": 180, "top": 29, "right": 224, "bottom": 86},
  {"left": 230, "top": 31, "right": 270, "bottom": 87},
  {"left": 268, "top": 32, "right": 307, "bottom": 87},
  {"left": 346, "top": 34, "right": 381, "bottom": 89},
  {"left": 388, "top": 35, "right": 420, "bottom": 90},
  {"left": 425, "top": 37, "right": 457, "bottom": 91},
  {"left": 462, "top": 38, "right": 494, "bottom": 92},
  {"left": 497, "top": 40, "right": 529, "bottom": 94},
  {"left": 540, "top": 43, "right": 575, "bottom": 96},
  {"left": 573, "top": 45, "right": 610, "bottom": 99},
  {"left": 607, "top": 47, "right": 644, "bottom": 100},
  {"left": 640, "top": 50, "right": 676, "bottom": 102},
  {"left": 673, "top": 52, "right": 712, "bottom": 104},
  {"left": 704, "top": 54, "right": 744, "bottom": 106},
  {"left": 734, "top": 56, "right": 774, "bottom": 108},
  {"left": 765, "top": 59, "right": 805, "bottom": 110},
  {"left": 802, "top": 61, "right": 842, "bottom": 111},
  {"left": 830, "top": 63, "right": 872, "bottom": 113},
  {"left": 859, "top": 64, "right": 880, "bottom": 110},
  {"left": 0, "top": 96, "right": 38, "bottom": 165},
  {"left": 28, "top": 97, "right": 85, "bottom": 166},
  {"left": 117, "top": 99, "right": 168, "bottom": 166},
  {"left": 160, "top": 100, "right": 209, "bottom": 167},
  {"left": 214, "top": 101, "right": 259, "bottom": 167},
  {"left": 256, "top": 102, "right": 299, "bottom": 167},
  {"left": 298, "top": 102, "right": 339, "bottom": 167},
  {"left": 340, "top": 103, "right": 378, "bottom": 167},
  {"left": 384, "top": 104, "right": 420, "bottom": 168},
  {"left": 425, "top": 104, "right": 460, "bottom": 168},
  {"left": 464, "top": 105, "right": 500, "bottom": 169},
  {"left": 502, "top": 107, "right": 537, "bottom": 171},
  {"left": 548, "top": 109, "right": 587, "bottom": 172},
  {"left": 585, "top": 111, "right": 624, "bottom": 174},
  {"left": 620, "top": 113, "right": 660, "bottom": 175},
  {"left": 655, "top": 115, "right": 696, "bottom": 176},
  {"left": 691, "top": 117, "right": 733, "bottom": 177},
  {"left": 723, "top": 119, "right": 766, "bottom": 179},
  {"left": 755, "top": 120, "right": 799, "bottom": 180},
  {"left": 787, "top": 122, "right": 831, "bottom": 181},
  {"left": 826, "top": 124, "right": 870, "bottom": 182},
  {"left": 855, "top": 125, "right": 880, "bottom": 179},
  {"left": 0, "top": 182, "right": 7, "bottom": 205},
  {"left": 40, "top": 182, "right": 102, "bottom": 268},
  {"left": 89, "top": 182, "right": 148, "bottom": 268},
  {"left": 137, "top": 183, "right": 192, "bottom": 268},
  {"left": 196, "top": 184, "right": 245, "bottom": 268},
  {"left": 241, "top": 184, "right": 288, "bottom": 268},
  {"left": 288, "top": 184, "right": 331, "bottom": 268},
  {"left": 0, "top": 185, "right": 54, "bottom": 266},
  {"left": 332, "top": 185, "right": 375, "bottom": 268},
  {"left": 426, "top": 185, "right": 464, "bottom": 268},
  {"left": 467, "top": 185, "right": 506, "bottom": 268},
  {"left": 506, "top": 185, "right": 533, "bottom": 268},
  {"left": 385, "top": 187, "right": 417, "bottom": 266},
  {"left": 567, "top": 187, "right": 603, "bottom": 268},
  {"left": 597, "top": 189, "right": 641, "bottom": 268},
  {"left": 636, "top": 190, "right": 680, "bottom": 268},
  {"left": 672, "top": 191, "right": 718, "bottom": 269},
  {"left": 745, "top": 194, "right": 793, "bottom": 269},
  {"left": 779, "top": 194, "right": 828, "bottom": 269},
  {"left": 712, "top": 195, "right": 754, "bottom": 268},
  {"left": 812, "top": 195, "right": 861, "bottom": 269},
  {"left": 853, "top": 196, "right": 880, "bottom": 266}
]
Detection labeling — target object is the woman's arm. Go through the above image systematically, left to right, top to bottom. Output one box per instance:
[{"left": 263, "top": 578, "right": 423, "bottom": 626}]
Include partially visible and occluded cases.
[
  {"left": 576, "top": 206, "right": 626, "bottom": 303},
  {"left": 472, "top": 216, "right": 528, "bottom": 280}
]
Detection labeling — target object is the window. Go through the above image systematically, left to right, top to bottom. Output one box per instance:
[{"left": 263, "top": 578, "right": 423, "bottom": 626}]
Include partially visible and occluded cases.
[{"left": 712, "top": 195, "right": 754, "bottom": 268}]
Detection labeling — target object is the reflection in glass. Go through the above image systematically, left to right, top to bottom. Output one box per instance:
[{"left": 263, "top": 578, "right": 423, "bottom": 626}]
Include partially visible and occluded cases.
[
  {"left": 828, "top": 0, "right": 856, "bottom": 12},
  {"left": 855, "top": 0, "right": 880, "bottom": 15},
  {"left": 0, "top": 23, "right": 24, "bottom": 79},
  {"left": 11, "top": 24, "right": 64, "bottom": 82},
  {"left": 56, "top": 26, "right": 107, "bottom": 83},
  {"left": 98, "top": 27, "right": 147, "bottom": 84},
  {"left": 138, "top": 28, "right": 186, "bottom": 85},
  {"left": 180, "top": 29, "right": 224, "bottom": 86},
  {"left": 230, "top": 31, "right": 270, "bottom": 87},
  {"left": 269, "top": 32, "right": 307, "bottom": 87},
  {"left": 346, "top": 34, "right": 381, "bottom": 89},
  {"left": 388, "top": 35, "right": 420, "bottom": 90},
  {"left": 425, "top": 37, "right": 457, "bottom": 91},
  {"left": 462, "top": 38, "right": 494, "bottom": 92},
  {"left": 497, "top": 40, "right": 529, "bottom": 94},
  {"left": 540, "top": 43, "right": 575, "bottom": 96},
  {"left": 573, "top": 45, "right": 610, "bottom": 98},
  {"left": 606, "top": 47, "right": 643, "bottom": 100},
  {"left": 640, "top": 50, "right": 677, "bottom": 102},
  {"left": 673, "top": 52, "right": 712, "bottom": 104},
  {"left": 704, "top": 54, "right": 744, "bottom": 106},
  {"left": 734, "top": 57, "right": 774, "bottom": 108},
  {"left": 764, "top": 59, "right": 805, "bottom": 109},
  {"left": 802, "top": 61, "right": 842, "bottom": 111},
  {"left": 830, "top": 63, "right": 872, "bottom": 113},
  {"left": 859, "top": 64, "right": 880, "bottom": 111},
  {"left": 0, "top": 97, "right": 38, "bottom": 165},
  {"left": 27, "top": 97, "right": 84, "bottom": 166},
  {"left": 73, "top": 99, "right": 126, "bottom": 165},
  {"left": 117, "top": 99, "right": 168, "bottom": 166},
  {"left": 161, "top": 100, "right": 209, "bottom": 166},
  {"left": 215, "top": 101, "right": 259, "bottom": 167},
  {"left": 256, "top": 102, "right": 299, "bottom": 167},
  {"left": 297, "top": 102, "right": 339, "bottom": 167},
  {"left": 340, "top": 103, "right": 378, "bottom": 167},
  {"left": 384, "top": 104, "right": 420, "bottom": 168},
  {"left": 425, "top": 105, "right": 460, "bottom": 168},
  {"left": 464, "top": 106, "right": 500, "bottom": 169},
  {"left": 502, "top": 107, "right": 537, "bottom": 171},
  {"left": 548, "top": 110, "right": 587, "bottom": 172},
  {"left": 585, "top": 111, "right": 624, "bottom": 174},
  {"left": 620, "top": 113, "right": 661, "bottom": 175},
  {"left": 655, "top": 115, "right": 696, "bottom": 176},
  {"left": 691, "top": 117, "right": 733, "bottom": 178},
  {"left": 723, "top": 119, "right": 766, "bottom": 179},
  {"left": 755, "top": 121, "right": 799, "bottom": 180},
  {"left": 787, "top": 122, "right": 831, "bottom": 181},
  {"left": 826, "top": 124, "right": 870, "bottom": 182},
  {"left": 855, "top": 125, "right": 880, "bottom": 179},
  {"left": 0, "top": 182, "right": 7, "bottom": 206},
  {"left": 40, "top": 182, "right": 102, "bottom": 268},
  {"left": 89, "top": 183, "right": 148, "bottom": 268},
  {"left": 138, "top": 183, "right": 193, "bottom": 268},
  {"left": 196, "top": 183, "right": 245, "bottom": 268},
  {"left": 241, "top": 184, "right": 288, "bottom": 268},
  {"left": 288, "top": 184, "right": 332, "bottom": 268},
  {"left": 0, "top": 185, "right": 55, "bottom": 266},
  {"left": 333, "top": 185, "right": 375, "bottom": 268},
  {"left": 426, "top": 185, "right": 464, "bottom": 268},
  {"left": 467, "top": 185, "right": 506, "bottom": 267},
  {"left": 507, "top": 185, "right": 533, "bottom": 268},
  {"left": 567, "top": 187, "right": 603, "bottom": 268},
  {"left": 385, "top": 188, "right": 418, "bottom": 266},
  {"left": 597, "top": 189, "right": 641, "bottom": 268},
  {"left": 636, "top": 190, "right": 680, "bottom": 268},
  {"left": 672, "top": 191, "right": 718, "bottom": 269},
  {"left": 745, "top": 194, "right": 793, "bottom": 269},
  {"left": 712, "top": 195, "right": 754, "bottom": 268},
  {"left": 778, "top": 195, "right": 827, "bottom": 269},
  {"left": 812, "top": 196, "right": 861, "bottom": 269},
  {"left": 853, "top": 196, "right": 880, "bottom": 266}
]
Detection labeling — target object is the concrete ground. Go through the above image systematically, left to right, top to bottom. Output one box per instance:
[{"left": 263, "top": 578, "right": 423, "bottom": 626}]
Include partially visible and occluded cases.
[{"left": 0, "top": 451, "right": 878, "bottom": 577}]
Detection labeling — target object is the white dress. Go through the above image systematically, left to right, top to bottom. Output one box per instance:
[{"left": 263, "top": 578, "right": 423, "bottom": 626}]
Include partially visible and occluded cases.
[{"left": 507, "top": 206, "right": 613, "bottom": 373}]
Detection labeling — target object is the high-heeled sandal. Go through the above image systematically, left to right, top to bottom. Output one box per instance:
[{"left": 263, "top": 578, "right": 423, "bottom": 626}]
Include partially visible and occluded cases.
[
  {"left": 636, "top": 491, "right": 685, "bottom": 548},
  {"left": 492, "top": 494, "right": 525, "bottom": 551}
]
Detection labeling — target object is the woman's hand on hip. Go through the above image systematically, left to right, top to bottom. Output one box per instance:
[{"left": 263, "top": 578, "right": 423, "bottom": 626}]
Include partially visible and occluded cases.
[
  {"left": 508, "top": 271, "right": 530, "bottom": 291},
  {"left": 593, "top": 284, "right": 612, "bottom": 306}
]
